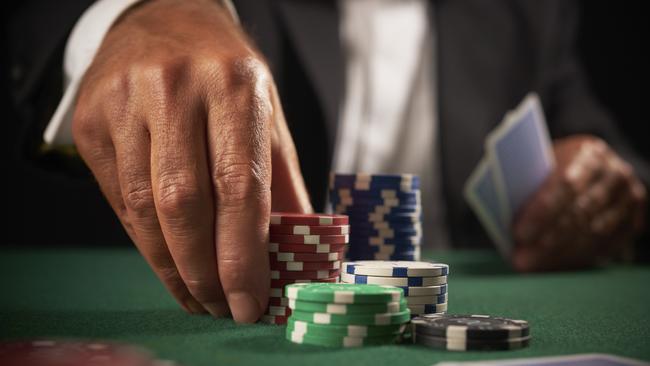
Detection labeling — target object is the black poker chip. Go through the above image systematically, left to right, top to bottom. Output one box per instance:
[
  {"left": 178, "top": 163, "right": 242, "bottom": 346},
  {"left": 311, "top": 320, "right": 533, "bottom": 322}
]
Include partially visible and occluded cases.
[
  {"left": 411, "top": 314, "right": 530, "bottom": 340},
  {"left": 414, "top": 332, "right": 531, "bottom": 351}
]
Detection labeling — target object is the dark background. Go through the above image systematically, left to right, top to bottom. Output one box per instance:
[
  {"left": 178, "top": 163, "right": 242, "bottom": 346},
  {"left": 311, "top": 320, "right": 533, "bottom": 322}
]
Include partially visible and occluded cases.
[{"left": 3, "top": 0, "right": 649, "bottom": 247}]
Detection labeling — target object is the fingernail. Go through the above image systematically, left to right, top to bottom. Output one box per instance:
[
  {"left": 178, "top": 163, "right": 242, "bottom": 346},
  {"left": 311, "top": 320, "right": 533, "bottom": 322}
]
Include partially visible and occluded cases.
[
  {"left": 228, "top": 292, "right": 263, "bottom": 323},
  {"left": 184, "top": 298, "right": 207, "bottom": 314},
  {"left": 203, "top": 301, "right": 231, "bottom": 318}
]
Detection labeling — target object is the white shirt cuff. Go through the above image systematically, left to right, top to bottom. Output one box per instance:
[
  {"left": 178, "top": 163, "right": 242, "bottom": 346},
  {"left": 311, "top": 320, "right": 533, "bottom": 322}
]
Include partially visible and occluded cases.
[{"left": 43, "top": 0, "right": 240, "bottom": 146}]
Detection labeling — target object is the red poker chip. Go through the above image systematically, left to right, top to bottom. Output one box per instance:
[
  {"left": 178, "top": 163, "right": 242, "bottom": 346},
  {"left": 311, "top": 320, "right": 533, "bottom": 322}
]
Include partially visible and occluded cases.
[
  {"left": 270, "top": 212, "right": 349, "bottom": 226},
  {"left": 270, "top": 224, "right": 350, "bottom": 235},
  {"left": 269, "top": 233, "right": 348, "bottom": 244},
  {"left": 269, "top": 243, "right": 347, "bottom": 253},
  {"left": 269, "top": 243, "right": 347, "bottom": 254},
  {"left": 270, "top": 251, "right": 344, "bottom": 262},
  {"left": 270, "top": 259, "right": 341, "bottom": 271},
  {"left": 271, "top": 269, "right": 341, "bottom": 280},
  {"left": 270, "top": 277, "right": 338, "bottom": 288},
  {"left": 268, "top": 296, "right": 289, "bottom": 306},
  {"left": 266, "top": 305, "right": 292, "bottom": 316},
  {"left": 260, "top": 314, "right": 289, "bottom": 325},
  {"left": 0, "top": 340, "right": 159, "bottom": 366}
]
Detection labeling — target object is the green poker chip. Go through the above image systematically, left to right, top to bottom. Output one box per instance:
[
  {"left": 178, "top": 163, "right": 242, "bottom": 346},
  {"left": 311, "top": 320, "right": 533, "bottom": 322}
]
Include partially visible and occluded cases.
[
  {"left": 285, "top": 283, "right": 403, "bottom": 304},
  {"left": 289, "top": 298, "right": 407, "bottom": 315},
  {"left": 290, "top": 309, "right": 411, "bottom": 326},
  {"left": 287, "top": 318, "right": 407, "bottom": 337},
  {"left": 286, "top": 329, "right": 402, "bottom": 347}
]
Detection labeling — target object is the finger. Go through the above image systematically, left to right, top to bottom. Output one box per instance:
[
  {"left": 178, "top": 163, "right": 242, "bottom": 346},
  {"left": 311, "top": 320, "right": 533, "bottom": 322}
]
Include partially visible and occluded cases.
[
  {"left": 206, "top": 60, "right": 272, "bottom": 323},
  {"left": 269, "top": 84, "right": 313, "bottom": 213},
  {"left": 148, "top": 86, "right": 226, "bottom": 317},
  {"left": 112, "top": 115, "right": 206, "bottom": 315},
  {"left": 73, "top": 119, "right": 132, "bottom": 231},
  {"left": 514, "top": 141, "right": 604, "bottom": 245},
  {"left": 575, "top": 154, "right": 631, "bottom": 221},
  {"left": 591, "top": 186, "right": 636, "bottom": 237}
]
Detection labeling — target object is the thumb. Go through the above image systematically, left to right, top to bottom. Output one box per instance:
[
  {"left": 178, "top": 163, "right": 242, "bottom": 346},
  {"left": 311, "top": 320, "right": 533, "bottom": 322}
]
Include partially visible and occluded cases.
[{"left": 270, "top": 85, "right": 313, "bottom": 213}]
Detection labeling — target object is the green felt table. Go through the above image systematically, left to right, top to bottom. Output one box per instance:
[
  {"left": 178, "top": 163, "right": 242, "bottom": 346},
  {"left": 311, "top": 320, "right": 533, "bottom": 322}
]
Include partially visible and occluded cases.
[{"left": 1, "top": 247, "right": 649, "bottom": 365}]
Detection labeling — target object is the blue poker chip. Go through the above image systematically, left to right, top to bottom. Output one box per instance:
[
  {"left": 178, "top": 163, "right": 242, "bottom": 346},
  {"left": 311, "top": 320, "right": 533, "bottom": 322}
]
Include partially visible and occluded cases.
[
  {"left": 330, "top": 173, "right": 420, "bottom": 192},
  {"left": 329, "top": 189, "right": 421, "bottom": 201},
  {"left": 330, "top": 195, "right": 420, "bottom": 207},
  {"left": 334, "top": 204, "right": 422, "bottom": 214},
  {"left": 345, "top": 214, "right": 422, "bottom": 224},
  {"left": 349, "top": 221, "right": 422, "bottom": 231},
  {"left": 349, "top": 230, "right": 422, "bottom": 240},
  {"left": 347, "top": 237, "right": 422, "bottom": 246},
  {"left": 343, "top": 261, "right": 449, "bottom": 277},
  {"left": 340, "top": 272, "right": 448, "bottom": 286},
  {"left": 399, "top": 284, "right": 448, "bottom": 296}
]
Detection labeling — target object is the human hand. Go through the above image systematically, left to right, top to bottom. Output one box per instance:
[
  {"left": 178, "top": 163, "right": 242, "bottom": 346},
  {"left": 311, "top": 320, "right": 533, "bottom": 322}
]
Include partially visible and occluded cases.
[
  {"left": 72, "top": 0, "right": 312, "bottom": 322},
  {"left": 512, "top": 135, "right": 646, "bottom": 271}
]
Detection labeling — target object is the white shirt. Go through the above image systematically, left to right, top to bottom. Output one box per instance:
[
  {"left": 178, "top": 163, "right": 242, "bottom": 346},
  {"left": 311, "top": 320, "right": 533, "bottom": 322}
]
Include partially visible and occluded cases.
[{"left": 44, "top": 0, "right": 448, "bottom": 248}]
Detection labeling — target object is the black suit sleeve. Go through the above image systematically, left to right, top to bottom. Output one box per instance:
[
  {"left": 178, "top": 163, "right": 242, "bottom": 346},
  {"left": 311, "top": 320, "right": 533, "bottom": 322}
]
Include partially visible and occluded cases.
[{"left": 532, "top": 1, "right": 649, "bottom": 260}]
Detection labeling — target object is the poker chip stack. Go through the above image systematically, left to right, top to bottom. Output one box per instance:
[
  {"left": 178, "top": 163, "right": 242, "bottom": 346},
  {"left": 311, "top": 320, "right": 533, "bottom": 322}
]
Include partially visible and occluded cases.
[
  {"left": 329, "top": 173, "right": 422, "bottom": 261},
  {"left": 261, "top": 212, "right": 350, "bottom": 325},
  {"left": 340, "top": 261, "right": 449, "bottom": 316},
  {"left": 284, "top": 283, "right": 410, "bottom": 347},
  {"left": 411, "top": 314, "right": 531, "bottom": 351}
]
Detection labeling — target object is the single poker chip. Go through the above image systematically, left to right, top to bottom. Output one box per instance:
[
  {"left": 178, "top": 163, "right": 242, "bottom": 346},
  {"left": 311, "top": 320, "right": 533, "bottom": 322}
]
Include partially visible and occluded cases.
[
  {"left": 330, "top": 173, "right": 420, "bottom": 192},
  {"left": 331, "top": 187, "right": 420, "bottom": 198},
  {"left": 331, "top": 196, "right": 420, "bottom": 207},
  {"left": 336, "top": 204, "right": 422, "bottom": 214},
  {"left": 270, "top": 212, "right": 348, "bottom": 226},
  {"left": 349, "top": 221, "right": 422, "bottom": 232},
  {"left": 270, "top": 224, "right": 350, "bottom": 235},
  {"left": 349, "top": 227, "right": 422, "bottom": 238},
  {"left": 269, "top": 233, "right": 349, "bottom": 245},
  {"left": 348, "top": 236, "right": 421, "bottom": 246},
  {"left": 269, "top": 243, "right": 347, "bottom": 253},
  {"left": 346, "top": 248, "right": 421, "bottom": 261},
  {"left": 270, "top": 251, "right": 344, "bottom": 262},
  {"left": 348, "top": 253, "right": 419, "bottom": 262},
  {"left": 270, "top": 260, "right": 341, "bottom": 271},
  {"left": 343, "top": 261, "right": 448, "bottom": 277},
  {"left": 271, "top": 269, "right": 341, "bottom": 280},
  {"left": 340, "top": 272, "right": 447, "bottom": 287},
  {"left": 270, "top": 277, "right": 338, "bottom": 288},
  {"left": 285, "top": 283, "right": 403, "bottom": 304},
  {"left": 399, "top": 284, "right": 447, "bottom": 296},
  {"left": 405, "top": 293, "right": 447, "bottom": 305},
  {"left": 268, "top": 296, "right": 289, "bottom": 307},
  {"left": 289, "top": 298, "right": 407, "bottom": 315},
  {"left": 408, "top": 302, "right": 448, "bottom": 315},
  {"left": 267, "top": 305, "right": 292, "bottom": 316},
  {"left": 291, "top": 309, "right": 411, "bottom": 326},
  {"left": 260, "top": 314, "right": 289, "bottom": 325},
  {"left": 411, "top": 314, "right": 530, "bottom": 340},
  {"left": 287, "top": 318, "right": 407, "bottom": 337},
  {"left": 286, "top": 329, "right": 401, "bottom": 347},
  {"left": 414, "top": 333, "right": 531, "bottom": 351},
  {"left": 0, "top": 340, "right": 158, "bottom": 366}
]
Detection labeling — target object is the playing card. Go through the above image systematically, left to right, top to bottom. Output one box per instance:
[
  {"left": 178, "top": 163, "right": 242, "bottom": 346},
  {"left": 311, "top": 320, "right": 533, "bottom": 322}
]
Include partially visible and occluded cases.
[
  {"left": 464, "top": 93, "right": 554, "bottom": 257},
  {"left": 486, "top": 93, "right": 555, "bottom": 226},
  {"left": 463, "top": 157, "right": 512, "bottom": 257},
  {"left": 434, "top": 353, "right": 649, "bottom": 366}
]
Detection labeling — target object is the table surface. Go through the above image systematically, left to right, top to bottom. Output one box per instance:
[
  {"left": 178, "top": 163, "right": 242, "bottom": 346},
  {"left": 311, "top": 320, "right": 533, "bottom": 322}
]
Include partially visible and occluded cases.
[{"left": 1, "top": 248, "right": 649, "bottom": 366}]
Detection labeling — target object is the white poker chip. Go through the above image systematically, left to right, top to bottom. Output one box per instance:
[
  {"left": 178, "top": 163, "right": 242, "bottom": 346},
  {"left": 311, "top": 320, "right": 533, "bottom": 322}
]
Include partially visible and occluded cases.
[
  {"left": 343, "top": 261, "right": 449, "bottom": 277},
  {"left": 340, "top": 272, "right": 448, "bottom": 287}
]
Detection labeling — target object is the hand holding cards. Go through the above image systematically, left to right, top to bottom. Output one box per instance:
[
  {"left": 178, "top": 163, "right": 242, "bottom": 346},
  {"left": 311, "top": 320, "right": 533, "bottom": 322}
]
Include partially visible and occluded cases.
[{"left": 464, "top": 93, "right": 554, "bottom": 258}]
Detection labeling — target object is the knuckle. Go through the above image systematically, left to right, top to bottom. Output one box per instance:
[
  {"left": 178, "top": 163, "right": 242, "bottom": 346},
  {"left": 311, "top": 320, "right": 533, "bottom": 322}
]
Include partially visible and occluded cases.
[
  {"left": 213, "top": 160, "right": 269, "bottom": 209},
  {"left": 156, "top": 177, "right": 203, "bottom": 217},
  {"left": 123, "top": 180, "right": 155, "bottom": 217}
]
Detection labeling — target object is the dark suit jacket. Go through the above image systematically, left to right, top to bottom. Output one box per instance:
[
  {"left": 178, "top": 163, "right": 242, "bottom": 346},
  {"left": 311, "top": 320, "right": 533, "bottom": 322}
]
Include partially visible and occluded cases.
[{"left": 6, "top": 0, "right": 649, "bottom": 251}]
